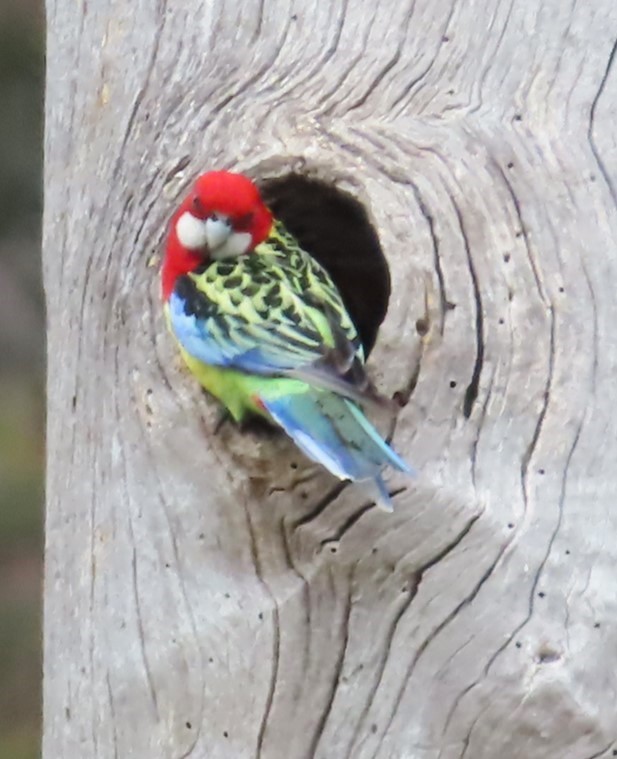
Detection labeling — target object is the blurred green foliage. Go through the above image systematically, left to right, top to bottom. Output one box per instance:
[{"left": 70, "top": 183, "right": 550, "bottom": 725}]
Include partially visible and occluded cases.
[
  {"left": 0, "top": 3, "right": 45, "bottom": 759},
  {"left": 0, "top": 9, "right": 43, "bottom": 239},
  {"left": 0, "top": 383, "right": 43, "bottom": 557},
  {"left": 0, "top": 598, "right": 41, "bottom": 759}
]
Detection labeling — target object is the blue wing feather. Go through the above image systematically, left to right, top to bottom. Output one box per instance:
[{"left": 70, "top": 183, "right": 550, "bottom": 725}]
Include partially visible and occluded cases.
[
  {"left": 169, "top": 283, "right": 374, "bottom": 403},
  {"left": 169, "top": 290, "right": 303, "bottom": 371},
  {"left": 168, "top": 291, "right": 232, "bottom": 366}
]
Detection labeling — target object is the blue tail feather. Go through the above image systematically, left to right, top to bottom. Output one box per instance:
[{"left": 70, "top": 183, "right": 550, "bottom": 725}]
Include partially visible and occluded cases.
[
  {"left": 259, "top": 390, "right": 412, "bottom": 510},
  {"left": 343, "top": 400, "right": 414, "bottom": 475},
  {"left": 372, "top": 474, "right": 394, "bottom": 512}
]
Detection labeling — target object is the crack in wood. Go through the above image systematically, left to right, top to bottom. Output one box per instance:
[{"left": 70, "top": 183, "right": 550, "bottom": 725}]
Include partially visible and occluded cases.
[
  {"left": 110, "top": 0, "right": 168, "bottom": 188},
  {"left": 390, "top": 0, "right": 458, "bottom": 118},
  {"left": 345, "top": 1, "right": 415, "bottom": 113},
  {"left": 588, "top": 37, "right": 617, "bottom": 205},
  {"left": 493, "top": 158, "right": 548, "bottom": 305},
  {"left": 410, "top": 182, "right": 449, "bottom": 336},
  {"left": 448, "top": 193, "right": 484, "bottom": 419},
  {"left": 520, "top": 306, "right": 555, "bottom": 514},
  {"left": 470, "top": 366, "right": 496, "bottom": 488},
  {"left": 442, "top": 416, "right": 587, "bottom": 745},
  {"left": 291, "top": 481, "right": 350, "bottom": 530},
  {"left": 319, "top": 487, "right": 408, "bottom": 546},
  {"left": 244, "top": 500, "right": 281, "bottom": 758},
  {"left": 356, "top": 512, "right": 484, "bottom": 755},
  {"left": 307, "top": 573, "right": 353, "bottom": 758},
  {"left": 346, "top": 575, "right": 421, "bottom": 759},
  {"left": 105, "top": 672, "right": 120, "bottom": 759},
  {"left": 457, "top": 711, "right": 482, "bottom": 759},
  {"left": 584, "top": 740, "right": 617, "bottom": 759}
]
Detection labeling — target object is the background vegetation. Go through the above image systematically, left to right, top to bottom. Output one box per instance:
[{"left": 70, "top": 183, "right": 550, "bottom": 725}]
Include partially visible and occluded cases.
[{"left": 0, "top": 2, "right": 45, "bottom": 757}]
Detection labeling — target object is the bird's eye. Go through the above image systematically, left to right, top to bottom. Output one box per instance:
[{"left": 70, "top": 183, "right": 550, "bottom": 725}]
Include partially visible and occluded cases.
[
  {"left": 192, "top": 196, "right": 205, "bottom": 216},
  {"left": 234, "top": 212, "right": 254, "bottom": 232}
]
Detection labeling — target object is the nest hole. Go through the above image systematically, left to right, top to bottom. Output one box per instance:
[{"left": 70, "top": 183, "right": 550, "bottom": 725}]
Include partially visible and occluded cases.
[
  {"left": 260, "top": 174, "right": 391, "bottom": 356},
  {"left": 536, "top": 647, "right": 561, "bottom": 664}
]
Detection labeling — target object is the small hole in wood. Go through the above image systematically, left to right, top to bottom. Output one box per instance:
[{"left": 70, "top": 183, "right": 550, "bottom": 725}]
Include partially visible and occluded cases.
[
  {"left": 442, "top": 35, "right": 450, "bottom": 42},
  {"left": 513, "top": 113, "right": 523, "bottom": 121},
  {"left": 507, "top": 162, "right": 514, "bottom": 169},
  {"left": 260, "top": 174, "right": 390, "bottom": 356},
  {"left": 503, "top": 253, "right": 511, "bottom": 263},
  {"left": 559, "top": 287, "right": 565, "bottom": 293},
  {"left": 415, "top": 317, "right": 429, "bottom": 336},
  {"left": 498, "top": 318, "right": 505, "bottom": 325},
  {"left": 449, "top": 380, "right": 457, "bottom": 388},
  {"left": 290, "top": 461, "right": 298, "bottom": 470},
  {"left": 538, "top": 468, "right": 545, "bottom": 475},
  {"left": 507, "top": 522, "right": 514, "bottom": 529},
  {"left": 321, "top": 539, "right": 340, "bottom": 554},
  {"left": 565, "top": 549, "right": 570, "bottom": 555},
  {"left": 538, "top": 591, "right": 546, "bottom": 598},
  {"left": 258, "top": 612, "right": 264, "bottom": 620},
  {"left": 594, "top": 622, "right": 601, "bottom": 629},
  {"left": 515, "top": 641, "right": 522, "bottom": 648},
  {"left": 536, "top": 648, "right": 560, "bottom": 664},
  {"left": 186, "top": 721, "right": 192, "bottom": 729},
  {"left": 371, "top": 724, "right": 378, "bottom": 734},
  {"left": 223, "top": 731, "right": 229, "bottom": 738}
]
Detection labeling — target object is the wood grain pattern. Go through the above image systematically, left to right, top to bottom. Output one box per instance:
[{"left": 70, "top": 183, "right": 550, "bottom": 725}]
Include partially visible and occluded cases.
[{"left": 43, "top": 1, "right": 617, "bottom": 757}]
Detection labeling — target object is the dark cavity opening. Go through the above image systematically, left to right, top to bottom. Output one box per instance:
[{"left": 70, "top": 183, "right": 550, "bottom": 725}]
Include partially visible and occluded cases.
[{"left": 260, "top": 174, "right": 391, "bottom": 356}]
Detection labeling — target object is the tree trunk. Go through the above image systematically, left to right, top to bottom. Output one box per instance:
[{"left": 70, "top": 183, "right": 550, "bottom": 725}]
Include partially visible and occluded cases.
[{"left": 43, "top": 1, "right": 617, "bottom": 757}]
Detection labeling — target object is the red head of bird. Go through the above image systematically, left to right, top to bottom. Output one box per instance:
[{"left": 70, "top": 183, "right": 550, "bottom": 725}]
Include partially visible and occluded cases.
[{"left": 162, "top": 171, "right": 273, "bottom": 299}]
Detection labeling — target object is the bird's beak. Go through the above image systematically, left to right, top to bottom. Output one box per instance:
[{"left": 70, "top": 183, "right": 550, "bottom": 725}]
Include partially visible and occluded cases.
[{"left": 205, "top": 217, "right": 232, "bottom": 251}]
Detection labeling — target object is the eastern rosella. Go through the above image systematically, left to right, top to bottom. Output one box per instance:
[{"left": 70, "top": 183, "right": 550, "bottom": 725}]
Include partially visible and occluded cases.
[{"left": 161, "top": 171, "right": 412, "bottom": 510}]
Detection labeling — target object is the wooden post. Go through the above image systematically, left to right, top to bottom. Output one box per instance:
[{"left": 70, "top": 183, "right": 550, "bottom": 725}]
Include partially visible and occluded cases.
[{"left": 43, "top": 1, "right": 617, "bottom": 757}]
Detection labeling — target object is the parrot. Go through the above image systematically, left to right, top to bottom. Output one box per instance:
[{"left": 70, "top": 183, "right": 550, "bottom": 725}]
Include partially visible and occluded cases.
[{"left": 161, "top": 170, "right": 412, "bottom": 510}]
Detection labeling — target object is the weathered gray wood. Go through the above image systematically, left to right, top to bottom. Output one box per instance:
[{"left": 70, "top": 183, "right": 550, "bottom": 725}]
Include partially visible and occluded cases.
[{"left": 43, "top": 1, "right": 617, "bottom": 757}]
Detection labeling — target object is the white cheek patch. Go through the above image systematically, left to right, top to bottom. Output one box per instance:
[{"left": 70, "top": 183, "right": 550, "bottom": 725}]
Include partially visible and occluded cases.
[
  {"left": 176, "top": 212, "right": 209, "bottom": 250},
  {"left": 211, "top": 231, "right": 253, "bottom": 259}
]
